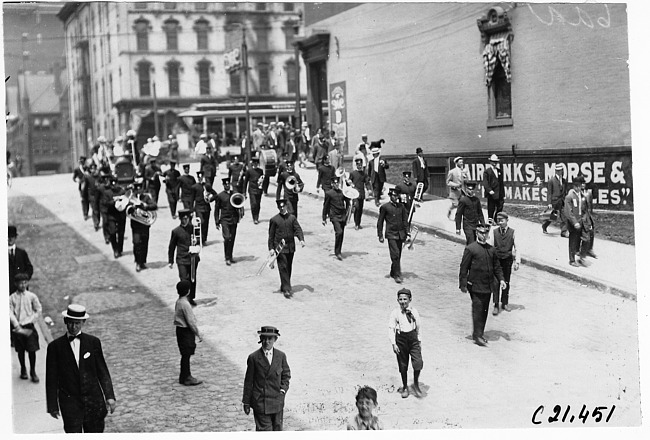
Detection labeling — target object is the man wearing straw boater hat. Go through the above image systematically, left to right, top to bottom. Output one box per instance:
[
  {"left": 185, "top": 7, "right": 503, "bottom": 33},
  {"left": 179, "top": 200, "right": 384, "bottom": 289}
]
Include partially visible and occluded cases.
[
  {"left": 482, "top": 153, "right": 505, "bottom": 224},
  {"left": 46, "top": 304, "right": 116, "bottom": 432},
  {"left": 242, "top": 326, "right": 291, "bottom": 431}
]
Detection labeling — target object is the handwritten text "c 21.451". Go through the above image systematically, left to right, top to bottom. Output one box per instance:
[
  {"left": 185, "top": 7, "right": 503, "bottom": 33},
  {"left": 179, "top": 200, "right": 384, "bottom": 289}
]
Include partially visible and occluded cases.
[{"left": 532, "top": 404, "right": 615, "bottom": 424}]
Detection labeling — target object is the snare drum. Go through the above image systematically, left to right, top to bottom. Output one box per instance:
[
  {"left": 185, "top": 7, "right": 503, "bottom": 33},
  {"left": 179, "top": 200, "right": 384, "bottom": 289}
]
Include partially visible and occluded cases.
[{"left": 259, "top": 149, "right": 278, "bottom": 177}]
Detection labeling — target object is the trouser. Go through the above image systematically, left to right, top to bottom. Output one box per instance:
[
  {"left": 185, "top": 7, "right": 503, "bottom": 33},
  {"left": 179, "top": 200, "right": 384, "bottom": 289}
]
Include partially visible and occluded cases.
[
  {"left": 262, "top": 175, "right": 271, "bottom": 194},
  {"left": 417, "top": 179, "right": 429, "bottom": 194},
  {"left": 372, "top": 180, "right": 384, "bottom": 204},
  {"left": 150, "top": 185, "right": 160, "bottom": 204},
  {"left": 166, "top": 187, "right": 179, "bottom": 217},
  {"left": 249, "top": 192, "right": 262, "bottom": 221},
  {"left": 80, "top": 194, "right": 90, "bottom": 218},
  {"left": 91, "top": 195, "right": 101, "bottom": 228},
  {"left": 181, "top": 197, "right": 193, "bottom": 210},
  {"left": 288, "top": 197, "right": 299, "bottom": 219},
  {"left": 487, "top": 197, "right": 504, "bottom": 223},
  {"left": 353, "top": 198, "right": 364, "bottom": 227},
  {"left": 542, "top": 203, "right": 567, "bottom": 233},
  {"left": 196, "top": 210, "right": 210, "bottom": 243},
  {"left": 100, "top": 212, "right": 110, "bottom": 242},
  {"left": 107, "top": 214, "right": 126, "bottom": 253},
  {"left": 332, "top": 219, "right": 345, "bottom": 255},
  {"left": 221, "top": 222, "right": 238, "bottom": 261},
  {"left": 568, "top": 224, "right": 582, "bottom": 263},
  {"left": 463, "top": 225, "right": 477, "bottom": 245},
  {"left": 132, "top": 228, "right": 150, "bottom": 265},
  {"left": 387, "top": 238, "right": 403, "bottom": 278},
  {"left": 276, "top": 252, "right": 294, "bottom": 293},
  {"left": 493, "top": 257, "right": 513, "bottom": 306},
  {"left": 178, "top": 262, "right": 198, "bottom": 301},
  {"left": 469, "top": 287, "right": 491, "bottom": 339},
  {"left": 176, "top": 326, "right": 196, "bottom": 383},
  {"left": 394, "top": 330, "right": 423, "bottom": 373},
  {"left": 253, "top": 410, "right": 283, "bottom": 431},
  {"left": 62, "top": 415, "right": 105, "bottom": 433}
]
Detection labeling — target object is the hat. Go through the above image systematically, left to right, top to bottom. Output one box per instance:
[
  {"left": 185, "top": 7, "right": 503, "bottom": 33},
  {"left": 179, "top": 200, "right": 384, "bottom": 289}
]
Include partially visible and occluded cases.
[
  {"left": 301, "top": 121, "right": 308, "bottom": 127},
  {"left": 257, "top": 122, "right": 264, "bottom": 127},
  {"left": 278, "top": 122, "right": 285, "bottom": 127},
  {"left": 126, "top": 129, "right": 136, "bottom": 137},
  {"left": 361, "top": 134, "right": 368, "bottom": 138},
  {"left": 168, "top": 135, "right": 174, "bottom": 139},
  {"left": 97, "top": 136, "right": 107, "bottom": 143},
  {"left": 115, "top": 136, "right": 124, "bottom": 142},
  {"left": 152, "top": 136, "right": 159, "bottom": 142},
  {"left": 370, "top": 139, "right": 385, "bottom": 149},
  {"left": 416, "top": 147, "right": 423, "bottom": 154},
  {"left": 370, "top": 148, "right": 380, "bottom": 154},
  {"left": 488, "top": 154, "right": 500, "bottom": 162},
  {"left": 79, "top": 156, "right": 87, "bottom": 162},
  {"left": 454, "top": 156, "right": 463, "bottom": 163},
  {"left": 251, "top": 157, "right": 260, "bottom": 163},
  {"left": 354, "top": 158, "right": 363, "bottom": 164},
  {"left": 285, "top": 159, "right": 293, "bottom": 165},
  {"left": 170, "top": 160, "right": 177, "bottom": 165},
  {"left": 182, "top": 163, "right": 190, "bottom": 169},
  {"left": 555, "top": 163, "right": 564, "bottom": 170},
  {"left": 196, "top": 171, "right": 204, "bottom": 177},
  {"left": 402, "top": 171, "right": 412, "bottom": 178},
  {"left": 573, "top": 175, "right": 586, "bottom": 184},
  {"left": 330, "top": 176, "right": 340, "bottom": 182},
  {"left": 133, "top": 177, "right": 144, "bottom": 187},
  {"left": 222, "top": 177, "right": 230, "bottom": 184},
  {"left": 465, "top": 181, "right": 477, "bottom": 189},
  {"left": 388, "top": 187, "right": 401, "bottom": 195},
  {"left": 276, "top": 198, "right": 287, "bottom": 206},
  {"left": 178, "top": 209, "right": 192, "bottom": 218},
  {"left": 496, "top": 212, "right": 509, "bottom": 220},
  {"left": 475, "top": 223, "right": 489, "bottom": 233},
  {"left": 8, "top": 225, "right": 18, "bottom": 237},
  {"left": 14, "top": 272, "right": 30, "bottom": 281},
  {"left": 176, "top": 280, "right": 192, "bottom": 296},
  {"left": 397, "top": 288, "right": 412, "bottom": 298},
  {"left": 62, "top": 304, "right": 90, "bottom": 320},
  {"left": 257, "top": 326, "right": 281, "bottom": 337}
]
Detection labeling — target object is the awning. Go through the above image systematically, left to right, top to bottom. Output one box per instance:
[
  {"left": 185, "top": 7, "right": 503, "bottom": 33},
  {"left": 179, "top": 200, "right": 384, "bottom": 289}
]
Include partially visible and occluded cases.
[{"left": 482, "top": 32, "right": 511, "bottom": 87}]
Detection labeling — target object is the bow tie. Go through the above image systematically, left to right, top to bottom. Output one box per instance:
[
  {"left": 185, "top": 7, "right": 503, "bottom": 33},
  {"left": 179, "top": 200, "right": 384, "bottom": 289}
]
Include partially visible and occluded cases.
[
  {"left": 402, "top": 309, "right": 414, "bottom": 324},
  {"left": 68, "top": 334, "right": 80, "bottom": 343}
]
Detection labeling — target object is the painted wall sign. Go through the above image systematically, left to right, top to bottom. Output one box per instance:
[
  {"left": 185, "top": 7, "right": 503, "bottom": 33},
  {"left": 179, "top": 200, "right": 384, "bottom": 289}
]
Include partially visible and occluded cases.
[
  {"left": 329, "top": 81, "right": 348, "bottom": 155},
  {"left": 452, "top": 153, "right": 633, "bottom": 210}
]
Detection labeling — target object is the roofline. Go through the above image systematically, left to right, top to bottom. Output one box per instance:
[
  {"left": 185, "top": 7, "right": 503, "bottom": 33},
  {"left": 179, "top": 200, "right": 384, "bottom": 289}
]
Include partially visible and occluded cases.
[{"left": 56, "top": 2, "right": 82, "bottom": 23}]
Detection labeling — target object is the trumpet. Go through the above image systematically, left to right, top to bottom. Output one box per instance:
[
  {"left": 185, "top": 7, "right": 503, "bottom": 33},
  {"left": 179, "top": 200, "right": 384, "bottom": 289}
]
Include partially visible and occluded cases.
[
  {"left": 285, "top": 175, "right": 303, "bottom": 194},
  {"left": 230, "top": 192, "right": 246, "bottom": 220},
  {"left": 190, "top": 215, "right": 202, "bottom": 282},
  {"left": 257, "top": 239, "right": 286, "bottom": 276}
]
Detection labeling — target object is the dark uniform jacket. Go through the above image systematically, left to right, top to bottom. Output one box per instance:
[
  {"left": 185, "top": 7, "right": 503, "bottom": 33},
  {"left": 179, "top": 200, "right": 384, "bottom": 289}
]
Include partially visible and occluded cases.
[
  {"left": 144, "top": 163, "right": 161, "bottom": 191},
  {"left": 228, "top": 163, "right": 246, "bottom": 192},
  {"left": 316, "top": 164, "right": 335, "bottom": 191},
  {"left": 73, "top": 165, "right": 86, "bottom": 191},
  {"left": 482, "top": 166, "right": 504, "bottom": 200},
  {"left": 244, "top": 167, "right": 264, "bottom": 195},
  {"left": 163, "top": 168, "right": 181, "bottom": 191},
  {"left": 349, "top": 169, "right": 370, "bottom": 199},
  {"left": 276, "top": 171, "right": 303, "bottom": 201},
  {"left": 179, "top": 174, "right": 196, "bottom": 202},
  {"left": 191, "top": 182, "right": 216, "bottom": 213},
  {"left": 395, "top": 182, "right": 417, "bottom": 213},
  {"left": 99, "top": 184, "right": 125, "bottom": 218},
  {"left": 322, "top": 188, "right": 350, "bottom": 222},
  {"left": 130, "top": 190, "right": 157, "bottom": 232},
  {"left": 214, "top": 191, "right": 239, "bottom": 225},
  {"left": 455, "top": 195, "right": 485, "bottom": 230},
  {"left": 377, "top": 201, "right": 409, "bottom": 240},
  {"left": 268, "top": 213, "right": 304, "bottom": 254},
  {"left": 168, "top": 223, "right": 199, "bottom": 265},
  {"left": 459, "top": 241, "right": 504, "bottom": 293},
  {"left": 9, "top": 246, "right": 33, "bottom": 294},
  {"left": 46, "top": 333, "right": 115, "bottom": 423},
  {"left": 242, "top": 348, "right": 291, "bottom": 415}
]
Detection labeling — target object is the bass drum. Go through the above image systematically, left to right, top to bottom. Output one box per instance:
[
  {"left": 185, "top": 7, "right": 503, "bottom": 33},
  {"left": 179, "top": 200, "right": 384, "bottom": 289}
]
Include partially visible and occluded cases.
[{"left": 258, "top": 149, "right": 278, "bottom": 177}]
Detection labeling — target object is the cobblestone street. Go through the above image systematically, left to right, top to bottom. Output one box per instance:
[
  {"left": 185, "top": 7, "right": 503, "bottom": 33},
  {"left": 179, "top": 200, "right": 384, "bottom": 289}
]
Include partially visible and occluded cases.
[{"left": 9, "top": 173, "right": 642, "bottom": 432}]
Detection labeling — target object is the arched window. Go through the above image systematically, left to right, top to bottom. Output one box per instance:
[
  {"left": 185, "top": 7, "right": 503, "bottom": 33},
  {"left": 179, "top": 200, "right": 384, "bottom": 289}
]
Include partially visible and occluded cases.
[
  {"left": 194, "top": 18, "right": 210, "bottom": 50},
  {"left": 134, "top": 19, "right": 149, "bottom": 51},
  {"left": 164, "top": 19, "right": 179, "bottom": 51},
  {"left": 136, "top": 60, "right": 151, "bottom": 96},
  {"left": 167, "top": 60, "right": 181, "bottom": 96},
  {"left": 197, "top": 60, "right": 211, "bottom": 95},
  {"left": 285, "top": 60, "right": 296, "bottom": 94},
  {"left": 258, "top": 62, "right": 270, "bottom": 94},
  {"left": 230, "top": 70, "right": 241, "bottom": 95}
]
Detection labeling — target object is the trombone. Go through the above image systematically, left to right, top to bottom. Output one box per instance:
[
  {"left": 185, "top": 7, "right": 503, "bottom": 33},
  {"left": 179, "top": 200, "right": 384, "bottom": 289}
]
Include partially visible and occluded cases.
[
  {"left": 403, "top": 182, "right": 424, "bottom": 249},
  {"left": 190, "top": 215, "right": 202, "bottom": 282},
  {"left": 257, "top": 239, "right": 285, "bottom": 275}
]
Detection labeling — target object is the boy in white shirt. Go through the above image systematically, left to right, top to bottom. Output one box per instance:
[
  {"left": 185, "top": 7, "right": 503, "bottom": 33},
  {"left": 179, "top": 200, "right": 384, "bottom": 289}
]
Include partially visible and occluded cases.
[{"left": 388, "top": 288, "right": 423, "bottom": 398}]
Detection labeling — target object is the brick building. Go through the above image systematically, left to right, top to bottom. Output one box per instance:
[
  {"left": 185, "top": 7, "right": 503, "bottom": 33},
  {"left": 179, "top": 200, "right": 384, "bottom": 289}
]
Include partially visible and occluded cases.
[{"left": 296, "top": 3, "right": 633, "bottom": 210}]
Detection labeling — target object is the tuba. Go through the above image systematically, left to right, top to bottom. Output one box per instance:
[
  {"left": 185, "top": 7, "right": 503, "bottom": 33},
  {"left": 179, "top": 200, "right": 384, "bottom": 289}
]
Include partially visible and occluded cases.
[
  {"left": 285, "top": 175, "right": 303, "bottom": 194},
  {"left": 230, "top": 192, "right": 246, "bottom": 220}
]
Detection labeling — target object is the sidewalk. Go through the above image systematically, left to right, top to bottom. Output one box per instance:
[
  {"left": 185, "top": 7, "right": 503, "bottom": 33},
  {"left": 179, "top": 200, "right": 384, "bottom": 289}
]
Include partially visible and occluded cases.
[{"left": 268, "top": 161, "right": 637, "bottom": 299}]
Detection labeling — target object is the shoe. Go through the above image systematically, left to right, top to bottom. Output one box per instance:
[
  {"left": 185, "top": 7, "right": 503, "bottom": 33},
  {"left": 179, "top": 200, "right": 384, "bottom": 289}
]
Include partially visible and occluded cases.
[
  {"left": 83, "top": 215, "right": 89, "bottom": 221},
  {"left": 172, "top": 215, "right": 177, "bottom": 219},
  {"left": 254, "top": 220, "right": 259, "bottom": 225},
  {"left": 94, "top": 225, "right": 100, "bottom": 231},
  {"left": 358, "top": 225, "right": 363, "bottom": 230},
  {"left": 355, "top": 226, "right": 359, "bottom": 231},
  {"left": 542, "top": 226, "right": 548, "bottom": 234},
  {"left": 561, "top": 231, "right": 569, "bottom": 238},
  {"left": 105, "top": 238, "right": 110, "bottom": 244},
  {"left": 114, "top": 250, "right": 120, "bottom": 259},
  {"left": 587, "top": 250, "right": 597, "bottom": 259},
  {"left": 335, "top": 254, "right": 343, "bottom": 261},
  {"left": 230, "top": 258, "right": 236, "bottom": 264},
  {"left": 578, "top": 258, "right": 588, "bottom": 267},
  {"left": 226, "top": 260, "right": 231, "bottom": 266},
  {"left": 569, "top": 261, "right": 579, "bottom": 267},
  {"left": 141, "top": 263, "right": 147, "bottom": 269},
  {"left": 135, "top": 264, "right": 141, "bottom": 272},
  {"left": 394, "top": 277, "right": 403, "bottom": 284},
  {"left": 283, "top": 291, "right": 292, "bottom": 299},
  {"left": 189, "top": 299, "right": 197, "bottom": 306},
  {"left": 502, "top": 304, "right": 512, "bottom": 312},
  {"left": 492, "top": 305, "right": 500, "bottom": 316},
  {"left": 479, "top": 336, "right": 489, "bottom": 345},
  {"left": 474, "top": 337, "right": 488, "bottom": 347},
  {"left": 20, "top": 371, "right": 28, "bottom": 380},
  {"left": 30, "top": 372, "right": 39, "bottom": 383},
  {"left": 183, "top": 376, "right": 203, "bottom": 386},
  {"left": 412, "top": 383, "right": 423, "bottom": 398},
  {"left": 398, "top": 386, "right": 409, "bottom": 398}
]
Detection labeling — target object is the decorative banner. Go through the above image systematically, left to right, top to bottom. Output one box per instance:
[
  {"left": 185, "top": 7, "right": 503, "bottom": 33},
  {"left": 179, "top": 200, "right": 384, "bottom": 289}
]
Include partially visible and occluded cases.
[
  {"left": 224, "top": 48, "right": 241, "bottom": 72},
  {"left": 329, "top": 81, "right": 348, "bottom": 155},
  {"left": 452, "top": 153, "right": 634, "bottom": 210}
]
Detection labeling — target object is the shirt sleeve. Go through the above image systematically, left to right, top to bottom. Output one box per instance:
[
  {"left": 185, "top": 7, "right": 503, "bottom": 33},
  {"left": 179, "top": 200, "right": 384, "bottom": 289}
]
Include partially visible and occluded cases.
[
  {"left": 30, "top": 293, "right": 42, "bottom": 324},
  {"left": 9, "top": 296, "right": 19, "bottom": 328},
  {"left": 181, "top": 301, "right": 200, "bottom": 337},
  {"left": 388, "top": 310, "right": 398, "bottom": 344}
]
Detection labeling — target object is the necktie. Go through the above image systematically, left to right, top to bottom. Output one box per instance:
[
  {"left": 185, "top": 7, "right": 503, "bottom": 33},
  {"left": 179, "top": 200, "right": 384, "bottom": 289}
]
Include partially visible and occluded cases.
[
  {"left": 501, "top": 228, "right": 506, "bottom": 237},
  {"left": 9, "top": 249, "right": 14, "bottom": 258},
  {"left": 404, "top": 309, "right": 414, "bottom": 324},
  {"left": 68, "top": 334, "right": 80, "bottom": 343}
]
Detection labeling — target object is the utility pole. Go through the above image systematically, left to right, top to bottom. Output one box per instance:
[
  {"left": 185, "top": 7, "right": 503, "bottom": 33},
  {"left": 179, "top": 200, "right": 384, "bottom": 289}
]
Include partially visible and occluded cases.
[
  {"left": 293, "top": 23, "right": 301, "bottom": 127},
  {"left": 242, "top": 26, "right": 251, "bottom": 165},
  {"left": 153, "top": 81, "right": 159, "bottom": 137}
]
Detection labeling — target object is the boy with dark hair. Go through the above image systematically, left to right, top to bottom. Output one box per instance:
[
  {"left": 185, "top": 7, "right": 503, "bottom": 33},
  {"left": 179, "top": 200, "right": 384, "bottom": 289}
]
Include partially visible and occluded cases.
[
  {"left": 492, "top": 212, "right": 520, "bottom": 315},
  {"left": 10, "top": 273, "right": 42, "bottom": 382},
  {"left": 174, "top": 280, "right": 203, "bottom": 386},
  {"left": 388, "top": 288, "right": 423, "bottom": 398},
  {"left": 347, "top": 386, "right": 383, "bottom": 430}
]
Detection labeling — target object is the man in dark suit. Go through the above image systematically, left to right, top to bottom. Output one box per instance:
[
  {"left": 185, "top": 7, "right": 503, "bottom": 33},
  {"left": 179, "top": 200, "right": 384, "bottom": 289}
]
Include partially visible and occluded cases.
[
  {"left": 368, "top": 142, "right": 389, "bottom": 206},
  {"left": 200, "top": 145, "right": 218, "bottom": 187},
  {"left": 411, "top": 147, "right": 429, "bottom": 194},
  {"left": 482, "top": 154, "right": 505, "bottom": 223},
  {"left": 73, "top": 157, "right": 89, "bottom": 220},
  {"left": 243, "top": 157, "right": 264, "bottom": 224},
  {"left": 348, "top": 158, "right": 372, "bottom": 230},
  {"left": 162, "top": 160, "right": 181, "bottom": 219},
  {"left": 275, "top": 161, "right": 304, "bottom": 219},
  {"left": 179, "top": 164, "right": 197, "bottom": 210},
  {"left": 543, "top": 164, "right": 568, "bottom": 236},
  {"left": 191, "top": 171, "right": 217, "bottom": 245},
  {"left": 563, "top": 175, "right": 591, "bottom": 267},
  {"left": 99, "top": 176, "right": 127, "bottom": 259},
  {"left": 322, "top": 177, "right": 351, "bottom": 261},
  {"left": 214, "top": 178, "right": 243, "bottom": 266},
  {"left": 455, "top": 181, "right": 485, "bottom": 245},
  {"left": 377, "top": 187, "right": 409, "bottom": 284},
  {"left": 268, "top": 198, "right": 305, "bottom": 298},
  {"left": 168, "top": 209, "right": 201, "bottom": 305},
  {"left": 458, "top": 224, "right": 506, "bottom": 347},
  {"left": 8, "top": 225, "right": 34, "bottom": 295},
  {"left": 46, "top": 304, "right": 116, "bottom": 433},
  {"left": 242, "top": 326, "right": 291, "bottom": 431}
]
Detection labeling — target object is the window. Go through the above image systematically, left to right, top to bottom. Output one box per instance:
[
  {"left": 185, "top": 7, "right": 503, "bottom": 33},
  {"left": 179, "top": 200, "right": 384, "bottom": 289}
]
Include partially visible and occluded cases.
[
  {"left": 134, "top": 2, "right": 148, "bottom": 10},
  {"left": 195, "top": 2, "right": 207, "bottom": 10},
  {"left": 164, "top": 3, "right": 176, "bottom": 10},
  {"left": 225, "top": 3, "right": 238, "bottom": 10},
  {"left": 256, "top": 3, "right": 267, "bottom": 11},
  {"left": 283, "top": 3, "right": 294, "bottom": 12},
  {"left": 135, "top": 19, "right": 149, "bottom": 51},
  {"left": 164, "top": 19, "right": 179, "bottom": 51},
  {"left": 195, "top": 19, "right": 210, "bottom": 50},
  {"left": 283, "top": 23, "right": 297, "bottom": 49},
  {"left": 256, "top": 27, "right": 269, "bottom": 51},
  {"left": 36, "top": 33, "right": 42, "bottom": 45},
  {"left": 107, "top": 34, "right": 111, "bottom": 62},
  {"left": 99, "top": 39, "right": 104, "bottom": 67},
  {"left": 285, "top": 60, "right": 296, "bottom": 94},
  {"left": 137, "top": 61, "right": 151, "bottom": 96},
  {"left": 167, "top": 61, "right": 180, "bottom": 96},
  {"left": 198, "top": 61, "right": 210, "bottom": 95},
  {"left": 492, "top": 61, "right": 511, "bottom": 119},
  {"left": 258, "top": 62, "right": 270, "bottom": 94},
  {"left": 230, "top": 70, "right": 241, "bottom": 95},
  {"left": 109, "top": 74, "right": 113, "bottom": 104},
  {"left": 101, "top": 79, "right": 105, "bottom": 111},
  {"left": 33, "top": 118, "right": 41, "bottom": 130}
]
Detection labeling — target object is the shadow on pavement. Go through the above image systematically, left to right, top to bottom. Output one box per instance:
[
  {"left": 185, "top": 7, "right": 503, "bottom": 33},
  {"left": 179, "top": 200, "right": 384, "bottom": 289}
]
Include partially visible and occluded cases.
[
  {"left": 292, "top": 284, "right": 314, "bottom": 293},
  {"left": 484, "top": 330, "right": 511, "bottom": 341}
]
